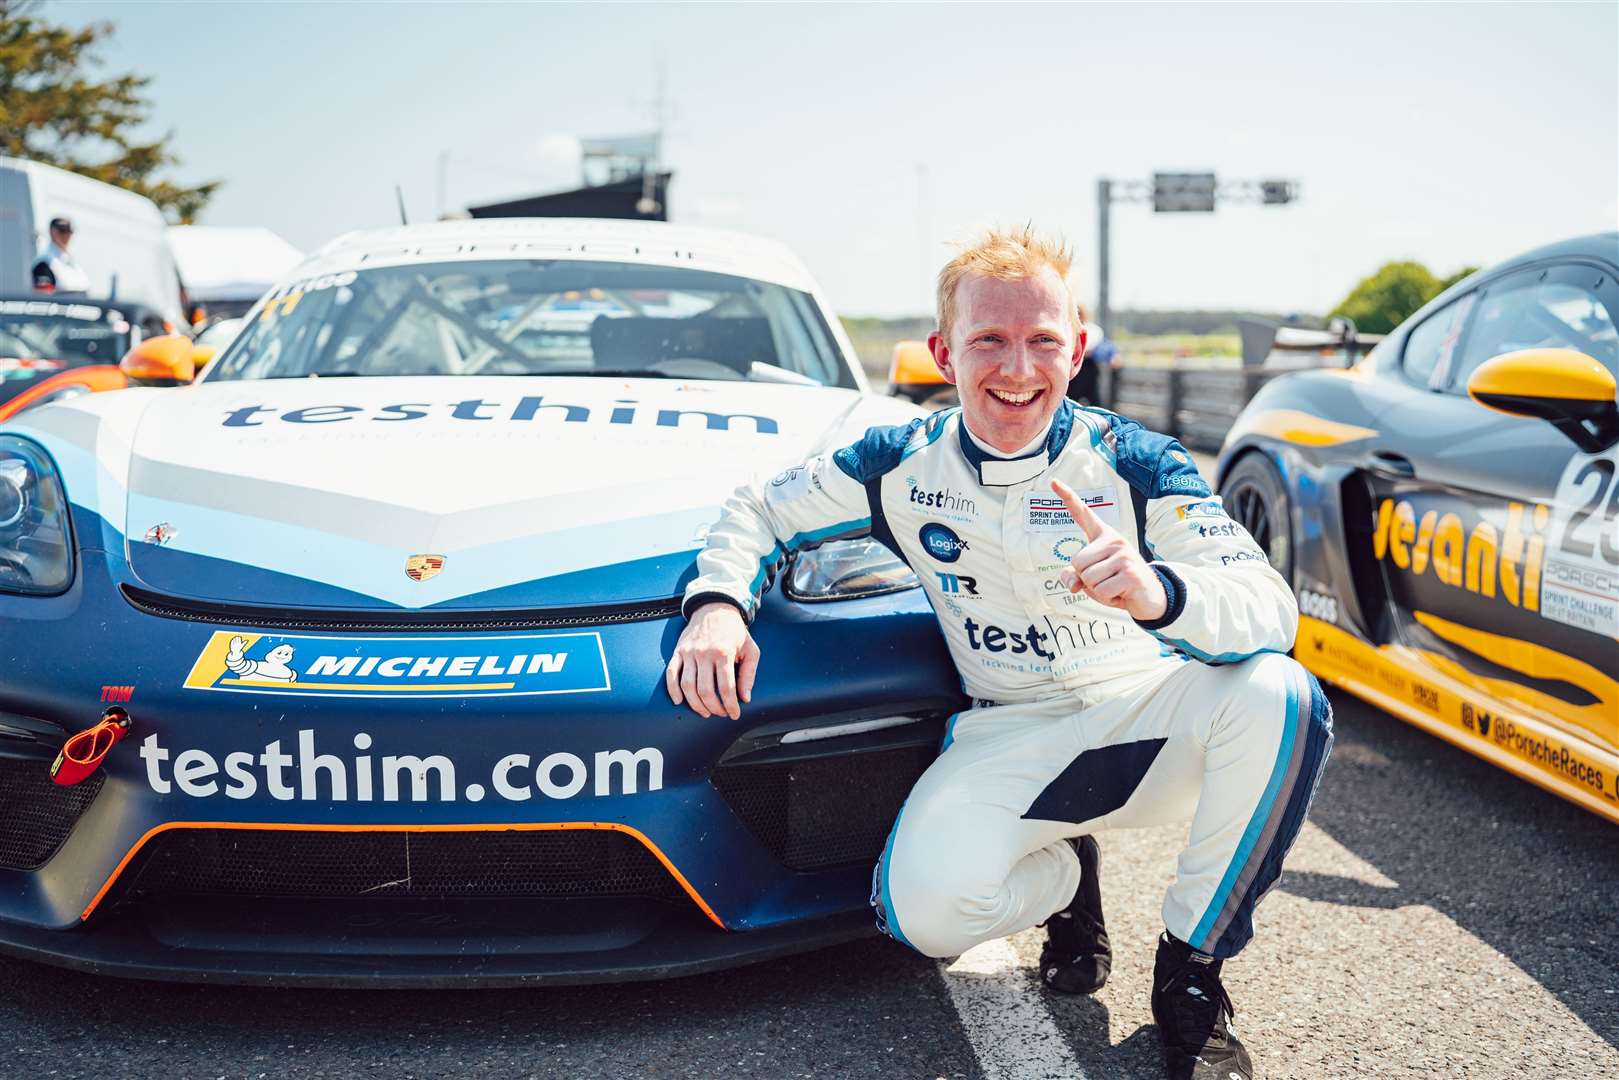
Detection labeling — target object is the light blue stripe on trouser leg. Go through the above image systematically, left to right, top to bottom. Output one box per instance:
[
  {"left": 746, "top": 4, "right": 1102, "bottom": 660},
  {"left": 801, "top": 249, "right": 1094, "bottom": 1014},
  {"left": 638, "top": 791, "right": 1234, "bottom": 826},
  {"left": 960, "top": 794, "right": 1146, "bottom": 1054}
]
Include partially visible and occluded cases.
[
  {"left": 1198, "top": 662, "right": 1332, "bottom": 958},
  {"left": 1187, "top": 663, "right": 1302, "bottom": 951},
  {"left": 872, "top": 710, "right": 963, "bottom": 947},
  {"left": 870, "top": 801, "right": 915, "bottom": 948}
]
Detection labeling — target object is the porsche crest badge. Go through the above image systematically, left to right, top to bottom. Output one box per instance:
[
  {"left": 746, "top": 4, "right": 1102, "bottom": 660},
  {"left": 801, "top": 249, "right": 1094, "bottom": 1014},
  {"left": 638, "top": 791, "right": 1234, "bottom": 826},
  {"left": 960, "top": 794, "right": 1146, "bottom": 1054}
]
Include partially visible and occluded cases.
[{"left": 405, "top": 554, "right": 445, "bottom": 582}]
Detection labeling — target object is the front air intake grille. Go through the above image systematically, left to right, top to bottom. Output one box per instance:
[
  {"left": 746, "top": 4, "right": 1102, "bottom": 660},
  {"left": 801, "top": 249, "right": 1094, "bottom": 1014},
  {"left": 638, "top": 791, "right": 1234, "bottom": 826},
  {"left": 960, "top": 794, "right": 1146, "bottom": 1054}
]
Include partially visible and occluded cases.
[
  {"left": 121, "top": 585, "right": 680, "bottom": 632},
  {"left": 711, "top": 745, "right": 936, "bottom": 872},
  {"left": 0, "top": 759, "right": 104, "bottom": 871},
  {"left": 118, "top": 828, "right": 686, "bottom": 903}
]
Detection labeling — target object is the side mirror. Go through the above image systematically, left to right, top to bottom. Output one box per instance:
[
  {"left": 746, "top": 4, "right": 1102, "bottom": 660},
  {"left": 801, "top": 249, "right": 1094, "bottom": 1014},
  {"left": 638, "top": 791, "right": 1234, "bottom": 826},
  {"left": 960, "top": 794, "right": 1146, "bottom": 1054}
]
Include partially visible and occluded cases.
[
  {"left": 119, "top": 334, "right": 195, "bottom": 385},
  {"left": 888, "top": 340, "right": 947, "bottom": 403},
  {"left": 191, "top": 343, "right": 218, "bottom": 371},
  {"left": 1468, "top": 347, "right": 1617, "bottom": 452}
]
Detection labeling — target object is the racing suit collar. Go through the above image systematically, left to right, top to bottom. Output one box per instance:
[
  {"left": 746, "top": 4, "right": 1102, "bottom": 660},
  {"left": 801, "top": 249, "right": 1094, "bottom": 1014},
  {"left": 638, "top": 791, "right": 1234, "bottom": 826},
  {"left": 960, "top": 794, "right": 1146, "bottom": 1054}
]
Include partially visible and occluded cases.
[{"left": 958, "top": 399, "right": 1075, "bottom": 486}]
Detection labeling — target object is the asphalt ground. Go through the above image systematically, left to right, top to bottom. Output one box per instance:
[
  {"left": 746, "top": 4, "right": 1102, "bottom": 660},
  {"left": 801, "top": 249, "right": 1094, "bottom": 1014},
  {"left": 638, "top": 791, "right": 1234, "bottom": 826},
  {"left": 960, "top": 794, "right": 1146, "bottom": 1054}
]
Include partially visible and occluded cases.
[{"left": 3, "top": 458, "right": 1616, "bottom": 1079}]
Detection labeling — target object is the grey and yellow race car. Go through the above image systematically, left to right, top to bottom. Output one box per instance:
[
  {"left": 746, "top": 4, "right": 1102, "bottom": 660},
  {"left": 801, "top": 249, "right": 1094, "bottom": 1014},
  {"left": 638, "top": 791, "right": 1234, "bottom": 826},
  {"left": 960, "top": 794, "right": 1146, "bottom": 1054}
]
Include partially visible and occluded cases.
[{"left": 1216, "top": 232, "right": 1619, "bottom": 823}]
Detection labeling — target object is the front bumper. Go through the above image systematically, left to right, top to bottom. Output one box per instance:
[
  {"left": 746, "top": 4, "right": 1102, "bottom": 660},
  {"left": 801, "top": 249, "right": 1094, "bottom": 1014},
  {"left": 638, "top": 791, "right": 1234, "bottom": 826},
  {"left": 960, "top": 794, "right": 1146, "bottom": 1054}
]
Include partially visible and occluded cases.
[
  {"left": 0, "top": 528, "right": 964, "bottom": 984},
  {"left": 0, "top": 896, "right": 878, "bottom": 988}
]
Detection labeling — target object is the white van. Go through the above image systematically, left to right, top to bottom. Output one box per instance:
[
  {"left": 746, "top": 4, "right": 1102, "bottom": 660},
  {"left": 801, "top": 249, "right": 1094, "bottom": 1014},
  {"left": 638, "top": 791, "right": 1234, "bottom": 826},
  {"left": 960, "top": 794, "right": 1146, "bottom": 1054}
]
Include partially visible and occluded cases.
[{"left": 0, "top": 157, "right": 185, "bottom": 325}]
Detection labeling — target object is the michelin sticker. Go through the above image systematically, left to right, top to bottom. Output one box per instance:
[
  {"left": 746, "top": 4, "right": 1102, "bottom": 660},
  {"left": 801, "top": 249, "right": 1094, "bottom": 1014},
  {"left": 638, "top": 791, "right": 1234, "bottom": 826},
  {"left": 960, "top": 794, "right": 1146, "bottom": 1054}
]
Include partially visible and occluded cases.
[{"left": 184, "top": 631, "right": 611, "bottom": 698}]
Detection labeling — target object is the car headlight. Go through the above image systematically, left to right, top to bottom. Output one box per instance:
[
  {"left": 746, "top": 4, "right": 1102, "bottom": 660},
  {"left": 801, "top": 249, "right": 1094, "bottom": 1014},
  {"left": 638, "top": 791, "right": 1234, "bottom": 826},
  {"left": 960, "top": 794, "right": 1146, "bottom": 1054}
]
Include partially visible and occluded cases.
[
  {"left": 0, "top": 437, "right": 73, "bottom": 595},
  {"left": 785, "top": 537, "right": 918, "bottom": 602}
]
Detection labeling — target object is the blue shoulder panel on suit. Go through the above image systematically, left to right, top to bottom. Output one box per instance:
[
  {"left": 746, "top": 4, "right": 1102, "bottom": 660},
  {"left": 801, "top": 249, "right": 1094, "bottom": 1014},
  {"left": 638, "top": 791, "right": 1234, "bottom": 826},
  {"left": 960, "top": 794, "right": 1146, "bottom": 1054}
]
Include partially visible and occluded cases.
[
  {"left": 1088, "top": 408, "right": 1212, "bottom": 499},
  {"left": 834, "top": 412, "right": 950, "bottom": 484}
]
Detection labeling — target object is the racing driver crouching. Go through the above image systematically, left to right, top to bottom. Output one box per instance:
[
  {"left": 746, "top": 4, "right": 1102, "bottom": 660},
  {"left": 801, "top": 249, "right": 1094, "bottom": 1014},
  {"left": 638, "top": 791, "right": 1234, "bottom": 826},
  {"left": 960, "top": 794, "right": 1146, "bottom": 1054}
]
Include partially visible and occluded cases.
[{"left": 666, "top": 226, "right": 1332, "bottom": 1080}]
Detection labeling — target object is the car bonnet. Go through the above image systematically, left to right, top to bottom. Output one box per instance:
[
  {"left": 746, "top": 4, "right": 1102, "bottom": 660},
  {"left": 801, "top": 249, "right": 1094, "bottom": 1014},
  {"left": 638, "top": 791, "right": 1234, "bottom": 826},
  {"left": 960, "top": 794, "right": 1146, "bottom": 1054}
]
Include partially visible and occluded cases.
[{"left": 10, "top": 376, "right": 909, "bottom": 610}]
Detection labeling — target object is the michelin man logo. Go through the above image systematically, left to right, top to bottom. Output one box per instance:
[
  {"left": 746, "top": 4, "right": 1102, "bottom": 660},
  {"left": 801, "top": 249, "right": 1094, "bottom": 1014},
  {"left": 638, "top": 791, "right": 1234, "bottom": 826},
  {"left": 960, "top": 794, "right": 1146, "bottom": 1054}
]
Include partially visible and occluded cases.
[{"left": 225, "top": 636, "right": 297, "bottom": 682}]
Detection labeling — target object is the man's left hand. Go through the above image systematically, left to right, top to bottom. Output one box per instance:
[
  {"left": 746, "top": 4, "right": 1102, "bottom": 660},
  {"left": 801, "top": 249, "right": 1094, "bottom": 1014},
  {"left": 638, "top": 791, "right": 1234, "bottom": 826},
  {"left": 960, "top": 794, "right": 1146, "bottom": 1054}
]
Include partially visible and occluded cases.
[{"left": 1050, "top": 479, "right": 1168, "bottom": 622}]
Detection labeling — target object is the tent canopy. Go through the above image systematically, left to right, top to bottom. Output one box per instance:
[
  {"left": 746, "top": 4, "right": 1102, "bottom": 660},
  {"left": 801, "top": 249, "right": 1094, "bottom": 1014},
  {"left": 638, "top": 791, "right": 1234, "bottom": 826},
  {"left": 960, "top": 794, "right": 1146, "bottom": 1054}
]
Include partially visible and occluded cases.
[{"left": 168, "top": 225, "right": 304, "bottom": 303}]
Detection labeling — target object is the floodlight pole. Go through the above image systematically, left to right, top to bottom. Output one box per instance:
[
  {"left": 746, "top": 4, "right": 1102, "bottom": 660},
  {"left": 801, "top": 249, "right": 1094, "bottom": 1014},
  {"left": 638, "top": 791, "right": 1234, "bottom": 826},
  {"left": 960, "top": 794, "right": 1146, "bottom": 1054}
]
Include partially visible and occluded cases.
[
  {"left": 436, "top": 151, "right": 449, "bottom": 221},
  {"left": 1093, "top": 173, "right": 1297, "bottom": 339},
  {"left": 1092, "top": 177, "right": 1150, "bottom": 341},
  {"left": 1096, "top": 178, "right": 1111, "bottom": 338}
]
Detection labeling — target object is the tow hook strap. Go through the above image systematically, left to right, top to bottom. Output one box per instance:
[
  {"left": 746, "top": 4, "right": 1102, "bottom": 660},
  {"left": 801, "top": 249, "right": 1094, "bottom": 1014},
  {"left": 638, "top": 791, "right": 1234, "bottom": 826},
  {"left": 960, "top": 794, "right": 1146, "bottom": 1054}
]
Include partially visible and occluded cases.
[{"left": 50, "top": 707, "right": 131, "bottom": 786}]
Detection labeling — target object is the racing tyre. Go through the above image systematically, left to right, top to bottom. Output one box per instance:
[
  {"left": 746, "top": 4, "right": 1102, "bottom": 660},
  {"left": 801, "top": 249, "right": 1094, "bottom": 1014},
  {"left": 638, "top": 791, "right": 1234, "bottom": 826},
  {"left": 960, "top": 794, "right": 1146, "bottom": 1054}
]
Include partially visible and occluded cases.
[{"left": 1220, "top": 452, "right": 1293, "bottom": 584}]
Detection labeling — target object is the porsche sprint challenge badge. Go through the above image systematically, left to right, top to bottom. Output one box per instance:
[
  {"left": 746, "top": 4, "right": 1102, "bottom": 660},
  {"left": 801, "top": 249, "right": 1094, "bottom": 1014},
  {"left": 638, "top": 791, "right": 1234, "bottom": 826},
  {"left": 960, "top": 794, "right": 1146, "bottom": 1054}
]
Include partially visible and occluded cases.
[
  {"left": 405, "top": 554, "right": 445, "bottom": 582},
  {"left": 182, "top": 631, "right": 612, "bottom": 698}
]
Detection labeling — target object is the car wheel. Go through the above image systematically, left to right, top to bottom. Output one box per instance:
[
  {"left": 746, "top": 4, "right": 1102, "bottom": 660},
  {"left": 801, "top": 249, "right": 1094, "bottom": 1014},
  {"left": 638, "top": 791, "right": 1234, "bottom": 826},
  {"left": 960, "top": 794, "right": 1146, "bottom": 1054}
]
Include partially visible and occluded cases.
[{"left": 1221, "top": 452, "right": 1293, "bottom": 584}]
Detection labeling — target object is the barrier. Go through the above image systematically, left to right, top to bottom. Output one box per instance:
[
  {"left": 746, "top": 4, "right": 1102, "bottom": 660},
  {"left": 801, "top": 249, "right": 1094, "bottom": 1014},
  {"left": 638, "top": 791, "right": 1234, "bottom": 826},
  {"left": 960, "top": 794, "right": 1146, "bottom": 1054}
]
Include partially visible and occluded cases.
[
  {"left": 1101, "top": 318, "right": 1380, "bottom": 451},
  {"left": 1105, "top": 364, "right": 1292, "bottom": 452}
]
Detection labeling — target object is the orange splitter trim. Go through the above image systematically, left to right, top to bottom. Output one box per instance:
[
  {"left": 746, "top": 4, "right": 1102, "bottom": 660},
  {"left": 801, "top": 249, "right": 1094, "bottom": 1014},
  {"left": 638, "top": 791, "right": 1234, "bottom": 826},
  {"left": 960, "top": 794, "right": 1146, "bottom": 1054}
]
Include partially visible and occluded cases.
[{"left": 81, "top": 820, "right": 726, "bottom": 929}]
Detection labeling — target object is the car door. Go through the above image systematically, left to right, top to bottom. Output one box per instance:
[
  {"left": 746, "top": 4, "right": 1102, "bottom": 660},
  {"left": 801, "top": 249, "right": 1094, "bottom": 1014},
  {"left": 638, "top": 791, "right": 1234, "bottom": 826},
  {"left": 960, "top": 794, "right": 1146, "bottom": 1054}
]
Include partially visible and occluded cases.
[{"left": 1365, "top": 259, "right": 1618, "bottom": 759}]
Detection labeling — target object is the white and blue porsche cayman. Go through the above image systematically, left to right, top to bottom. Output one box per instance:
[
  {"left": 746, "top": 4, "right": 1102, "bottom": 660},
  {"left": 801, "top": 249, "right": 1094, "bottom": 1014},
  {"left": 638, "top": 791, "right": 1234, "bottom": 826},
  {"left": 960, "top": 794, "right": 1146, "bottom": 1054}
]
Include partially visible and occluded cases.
[{"left": 0, "top": 219, "right": 965, "bottom": 985}]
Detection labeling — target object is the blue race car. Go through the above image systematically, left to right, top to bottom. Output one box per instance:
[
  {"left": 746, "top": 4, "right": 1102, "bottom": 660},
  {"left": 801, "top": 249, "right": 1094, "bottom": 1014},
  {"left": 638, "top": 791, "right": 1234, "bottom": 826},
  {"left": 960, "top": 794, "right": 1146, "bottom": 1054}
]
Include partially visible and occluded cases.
[
  {"left": 0, "top": 219, "right": 966, "bottom": 986},
  {"left": 1216, "top": 233, "right": 1618, "bottom": 823}
]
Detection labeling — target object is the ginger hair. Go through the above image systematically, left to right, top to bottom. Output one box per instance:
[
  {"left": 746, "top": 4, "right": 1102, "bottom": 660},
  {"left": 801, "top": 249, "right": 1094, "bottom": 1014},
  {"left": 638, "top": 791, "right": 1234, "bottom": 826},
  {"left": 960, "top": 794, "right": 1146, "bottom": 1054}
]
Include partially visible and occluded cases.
[{"left": 936, "top": 225, "right": 1077, "bottom": 344}]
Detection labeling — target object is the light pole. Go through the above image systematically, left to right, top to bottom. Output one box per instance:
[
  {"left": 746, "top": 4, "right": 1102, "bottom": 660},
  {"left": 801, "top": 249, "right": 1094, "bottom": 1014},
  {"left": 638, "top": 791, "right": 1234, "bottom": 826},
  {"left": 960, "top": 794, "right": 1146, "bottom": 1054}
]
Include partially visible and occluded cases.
[
  {"left": 436, "top": 150, "right": 450, "bottom": 220},
  {"left": 917, "top": 164, "right": 931, "bottom": 314},
  {"left": 1096, "top": 178, "right": 1111, "bottom": 336}
]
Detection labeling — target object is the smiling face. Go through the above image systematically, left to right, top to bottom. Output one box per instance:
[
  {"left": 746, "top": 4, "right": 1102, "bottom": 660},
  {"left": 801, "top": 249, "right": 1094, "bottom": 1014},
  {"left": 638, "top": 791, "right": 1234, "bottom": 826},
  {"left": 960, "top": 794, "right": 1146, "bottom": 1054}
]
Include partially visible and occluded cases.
[
  {"left": 929, "top": 267, "right": 1085, "bottom": 454},
  {"left": 266, "top": 644, "right": 295, "bottom": 665}
]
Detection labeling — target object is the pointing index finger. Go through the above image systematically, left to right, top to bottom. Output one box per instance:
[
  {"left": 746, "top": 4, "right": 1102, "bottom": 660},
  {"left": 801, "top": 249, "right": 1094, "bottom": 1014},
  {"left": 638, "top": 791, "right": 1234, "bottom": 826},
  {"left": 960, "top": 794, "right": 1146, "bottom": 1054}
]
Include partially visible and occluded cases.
[{"left": 1050, "top": 479, "right": 1107, "bottom": 541}]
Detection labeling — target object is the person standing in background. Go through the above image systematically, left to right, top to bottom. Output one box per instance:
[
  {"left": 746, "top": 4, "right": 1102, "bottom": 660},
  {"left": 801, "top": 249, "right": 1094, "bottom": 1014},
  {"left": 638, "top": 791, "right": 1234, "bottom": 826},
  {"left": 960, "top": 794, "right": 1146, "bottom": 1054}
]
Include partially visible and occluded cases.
[{"left": 32, "top": 217, "right": 90, "bottom": 294}]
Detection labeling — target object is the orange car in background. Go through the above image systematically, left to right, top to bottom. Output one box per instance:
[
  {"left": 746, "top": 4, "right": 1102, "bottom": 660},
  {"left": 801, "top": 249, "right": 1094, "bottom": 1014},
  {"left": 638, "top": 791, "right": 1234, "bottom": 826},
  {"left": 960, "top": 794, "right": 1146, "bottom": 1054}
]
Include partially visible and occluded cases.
[{"left": 0, "top": 297, "right": 210, "bottom": 421}]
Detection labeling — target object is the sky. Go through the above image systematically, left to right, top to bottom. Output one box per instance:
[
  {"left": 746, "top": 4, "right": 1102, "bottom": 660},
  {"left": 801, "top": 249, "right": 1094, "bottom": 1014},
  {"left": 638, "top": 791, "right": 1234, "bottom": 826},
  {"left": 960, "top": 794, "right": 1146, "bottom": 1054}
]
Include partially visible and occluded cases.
[{"left": 52, "top": 1, "right": 1619, "bottom": 318}]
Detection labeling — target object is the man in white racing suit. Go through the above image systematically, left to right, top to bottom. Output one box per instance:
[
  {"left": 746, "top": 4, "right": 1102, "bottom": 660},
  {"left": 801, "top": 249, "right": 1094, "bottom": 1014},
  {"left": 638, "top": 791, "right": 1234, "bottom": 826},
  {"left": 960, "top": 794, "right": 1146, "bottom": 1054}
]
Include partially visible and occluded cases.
[{"left": 667, "top": 227, "right": 1331, "bottom": 1080}]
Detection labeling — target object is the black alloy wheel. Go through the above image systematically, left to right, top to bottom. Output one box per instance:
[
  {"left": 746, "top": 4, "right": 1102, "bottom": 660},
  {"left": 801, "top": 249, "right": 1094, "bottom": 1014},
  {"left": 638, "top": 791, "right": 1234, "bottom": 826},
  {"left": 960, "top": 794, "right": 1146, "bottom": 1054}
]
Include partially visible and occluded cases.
[{"left": 1220, "top": 452, "right": 1294, "bottom": 585}]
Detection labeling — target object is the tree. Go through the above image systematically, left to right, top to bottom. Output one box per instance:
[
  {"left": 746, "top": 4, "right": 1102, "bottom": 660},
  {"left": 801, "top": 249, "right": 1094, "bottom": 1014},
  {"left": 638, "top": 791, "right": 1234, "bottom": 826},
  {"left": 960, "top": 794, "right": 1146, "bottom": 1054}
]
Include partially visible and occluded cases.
[
  {"left": 0, "top": 0, "right": 219, "bottom": 221},
  {"left": 1329, "top": 261, "right": 1441, "bottom": 335}
]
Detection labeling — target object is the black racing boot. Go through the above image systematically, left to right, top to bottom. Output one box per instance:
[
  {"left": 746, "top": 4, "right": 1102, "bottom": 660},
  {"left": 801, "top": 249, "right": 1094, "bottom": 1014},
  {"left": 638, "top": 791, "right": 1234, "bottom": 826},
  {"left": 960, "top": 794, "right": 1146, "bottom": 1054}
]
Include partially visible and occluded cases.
[
  {"left": 1038, "top": 834, "right": 1111, "bottom": 994},
  {"left": 1150, "top": 931, "right": 1253, "bottom": 1080}
]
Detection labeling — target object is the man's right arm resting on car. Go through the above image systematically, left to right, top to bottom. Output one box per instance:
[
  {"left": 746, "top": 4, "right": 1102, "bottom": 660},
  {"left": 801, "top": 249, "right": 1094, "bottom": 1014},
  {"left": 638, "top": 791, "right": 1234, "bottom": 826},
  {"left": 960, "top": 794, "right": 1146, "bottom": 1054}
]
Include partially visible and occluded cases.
[{"left": 667, "top": 428, "right": 907, "bottom": 720}]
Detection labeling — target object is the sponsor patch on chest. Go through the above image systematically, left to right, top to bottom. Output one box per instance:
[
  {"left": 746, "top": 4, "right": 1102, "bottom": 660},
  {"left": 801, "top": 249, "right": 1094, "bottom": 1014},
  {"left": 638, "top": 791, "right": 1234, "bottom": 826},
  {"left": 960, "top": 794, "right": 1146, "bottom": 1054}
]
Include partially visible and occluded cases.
[{"left": 1024, "top": 489, "right": 1122, "bottom": 532}]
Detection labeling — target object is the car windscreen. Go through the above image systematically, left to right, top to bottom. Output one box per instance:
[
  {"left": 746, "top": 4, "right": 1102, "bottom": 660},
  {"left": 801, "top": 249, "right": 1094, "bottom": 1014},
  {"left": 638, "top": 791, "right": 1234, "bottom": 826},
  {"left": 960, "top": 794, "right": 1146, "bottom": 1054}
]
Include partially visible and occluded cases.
[
  {"left": 205, "top": 259, "right": 853, "bottom": 388},
  {"left": 0, "top": 300, "right": 131, "bottom": 367}
]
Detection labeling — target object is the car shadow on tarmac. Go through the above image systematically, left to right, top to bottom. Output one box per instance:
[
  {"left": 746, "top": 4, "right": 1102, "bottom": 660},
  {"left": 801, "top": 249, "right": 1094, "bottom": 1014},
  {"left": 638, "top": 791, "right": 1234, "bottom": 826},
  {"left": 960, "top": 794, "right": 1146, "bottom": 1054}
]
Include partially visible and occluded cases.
[{"left": 1282, "top": 691, "right": 1619, "bottom": 1050}]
